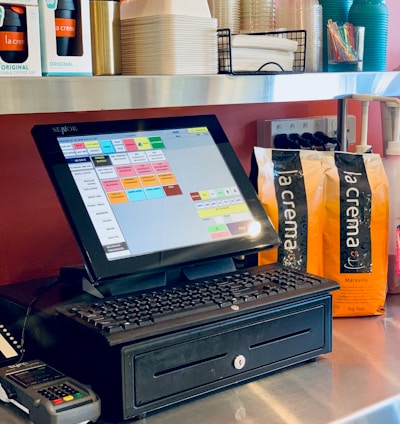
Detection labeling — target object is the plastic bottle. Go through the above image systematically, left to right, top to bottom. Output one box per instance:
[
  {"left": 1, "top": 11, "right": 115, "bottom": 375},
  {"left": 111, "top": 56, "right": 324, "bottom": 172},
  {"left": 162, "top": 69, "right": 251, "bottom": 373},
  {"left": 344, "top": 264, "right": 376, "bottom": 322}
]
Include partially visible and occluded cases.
[
  {"left": 55, "top": 0, "right": 77, "bottom": 56},
  {"left": 319, "top": 0, "right": 352, "bottom": 71},
  {"left": 348, "top": 0, "right": 389, "bottom": 71},
  {"left": 0, "top": 5, "right": 28, "bottom": 63},
  {"left": 382, "top": 102, "right": 400, "bottom": 293}
]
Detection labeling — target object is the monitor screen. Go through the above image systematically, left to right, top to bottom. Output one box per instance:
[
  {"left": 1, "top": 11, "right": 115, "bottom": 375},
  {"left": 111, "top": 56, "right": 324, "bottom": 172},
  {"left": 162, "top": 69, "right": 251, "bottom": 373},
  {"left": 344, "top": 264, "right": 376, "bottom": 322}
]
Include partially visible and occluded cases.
[{"left": 32, "top": 115, "right": 280, "bottom": 288}]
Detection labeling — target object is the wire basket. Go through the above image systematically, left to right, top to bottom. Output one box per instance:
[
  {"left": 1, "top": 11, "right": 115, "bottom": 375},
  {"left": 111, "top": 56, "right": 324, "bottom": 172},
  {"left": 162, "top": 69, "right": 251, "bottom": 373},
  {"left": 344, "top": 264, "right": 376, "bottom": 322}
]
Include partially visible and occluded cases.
[{"left": 217, "top": 28, "right": 306, "bottom": 75}]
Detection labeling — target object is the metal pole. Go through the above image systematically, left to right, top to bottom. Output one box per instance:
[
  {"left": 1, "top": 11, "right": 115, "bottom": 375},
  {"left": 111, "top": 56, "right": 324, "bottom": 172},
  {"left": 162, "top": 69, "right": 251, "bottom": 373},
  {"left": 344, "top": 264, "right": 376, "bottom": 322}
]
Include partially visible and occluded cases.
[{"left": 338, "top": 98, "right": 348, "bottom": 151}]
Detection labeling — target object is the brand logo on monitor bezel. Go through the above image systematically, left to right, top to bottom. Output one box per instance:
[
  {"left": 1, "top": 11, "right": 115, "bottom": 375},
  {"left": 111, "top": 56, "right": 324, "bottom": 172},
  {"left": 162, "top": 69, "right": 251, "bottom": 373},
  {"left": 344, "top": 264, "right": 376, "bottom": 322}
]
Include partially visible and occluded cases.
[{"left": 52, "top": 125, "right": 79, "bottom": 135}]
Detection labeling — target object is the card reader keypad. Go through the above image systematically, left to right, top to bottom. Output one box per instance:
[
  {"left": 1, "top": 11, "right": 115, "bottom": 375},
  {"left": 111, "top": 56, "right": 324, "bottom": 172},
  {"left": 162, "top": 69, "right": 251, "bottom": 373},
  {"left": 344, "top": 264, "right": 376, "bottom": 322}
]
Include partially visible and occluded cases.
[{"left": 38, "top": 382, "right": 86, "bottom": 405}]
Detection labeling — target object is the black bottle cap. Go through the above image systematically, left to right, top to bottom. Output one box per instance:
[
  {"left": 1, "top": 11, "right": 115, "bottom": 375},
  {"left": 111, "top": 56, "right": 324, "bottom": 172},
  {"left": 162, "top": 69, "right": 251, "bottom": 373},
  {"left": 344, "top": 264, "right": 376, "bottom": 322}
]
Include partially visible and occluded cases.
[
  {"left": 56, "top": 0, "right": 76, "bottom": 11},
  {"left": 3, "top": 6, "right": 23, "bottom": 27}
]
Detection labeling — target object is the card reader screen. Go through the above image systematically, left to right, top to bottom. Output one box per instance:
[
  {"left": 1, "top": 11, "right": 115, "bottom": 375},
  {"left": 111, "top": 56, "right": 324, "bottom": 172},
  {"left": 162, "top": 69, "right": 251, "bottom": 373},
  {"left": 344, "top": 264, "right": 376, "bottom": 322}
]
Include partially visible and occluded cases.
[{"left": 8, "top": 364, "right": 63, "bottom": 388}]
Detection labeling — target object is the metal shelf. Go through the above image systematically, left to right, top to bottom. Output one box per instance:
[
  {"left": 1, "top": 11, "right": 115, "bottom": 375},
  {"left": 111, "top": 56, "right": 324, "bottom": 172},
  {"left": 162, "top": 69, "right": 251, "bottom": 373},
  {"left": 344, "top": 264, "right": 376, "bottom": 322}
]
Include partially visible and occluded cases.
[{"left": 1, "top": 72, "right": 400, "bottom": 115}]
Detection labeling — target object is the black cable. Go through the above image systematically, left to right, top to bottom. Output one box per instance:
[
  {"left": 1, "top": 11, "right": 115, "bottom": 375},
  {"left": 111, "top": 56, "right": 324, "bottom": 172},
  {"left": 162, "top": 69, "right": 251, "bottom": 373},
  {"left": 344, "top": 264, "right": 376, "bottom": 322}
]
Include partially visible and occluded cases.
[{"left": 18, "top": 277, "right": 60, "bottom": 363}]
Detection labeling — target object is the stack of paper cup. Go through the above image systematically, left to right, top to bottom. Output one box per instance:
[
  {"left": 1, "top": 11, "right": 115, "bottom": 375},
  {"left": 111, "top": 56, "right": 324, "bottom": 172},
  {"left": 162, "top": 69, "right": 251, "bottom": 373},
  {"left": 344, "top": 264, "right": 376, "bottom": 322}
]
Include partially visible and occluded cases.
[
  {"left": 120, "top": 0, "right": 218, "bottom": 75},
  {"left": 208, "top": 0, "right": 241, "bottom": 34},
  {"left": 240, "top": 0, "right": 276, "bottom": 33},
  {"left": 276, "top": 0, "right": 322, "bottom": 72}
]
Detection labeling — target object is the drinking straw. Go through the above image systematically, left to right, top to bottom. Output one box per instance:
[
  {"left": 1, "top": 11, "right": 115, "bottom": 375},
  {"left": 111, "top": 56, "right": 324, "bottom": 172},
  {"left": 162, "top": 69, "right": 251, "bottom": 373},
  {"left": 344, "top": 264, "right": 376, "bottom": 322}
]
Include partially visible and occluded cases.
[{"left": 327, "top": 20, "right": 358, "bottom": 62}]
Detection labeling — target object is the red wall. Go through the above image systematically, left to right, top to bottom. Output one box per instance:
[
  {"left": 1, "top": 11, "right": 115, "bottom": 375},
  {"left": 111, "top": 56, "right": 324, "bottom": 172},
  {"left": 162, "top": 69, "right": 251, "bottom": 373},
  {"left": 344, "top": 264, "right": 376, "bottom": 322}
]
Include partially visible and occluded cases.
[{"left": 1, "top": 0, "right": 399, "bottom": 286}]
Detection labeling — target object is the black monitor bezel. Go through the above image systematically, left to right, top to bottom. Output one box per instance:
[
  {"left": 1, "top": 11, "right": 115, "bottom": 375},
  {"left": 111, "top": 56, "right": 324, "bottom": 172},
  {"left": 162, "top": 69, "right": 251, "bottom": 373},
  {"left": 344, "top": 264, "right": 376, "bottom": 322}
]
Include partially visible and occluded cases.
[{"left": 32, "top": 114, "right": 280, "bottom": 284}]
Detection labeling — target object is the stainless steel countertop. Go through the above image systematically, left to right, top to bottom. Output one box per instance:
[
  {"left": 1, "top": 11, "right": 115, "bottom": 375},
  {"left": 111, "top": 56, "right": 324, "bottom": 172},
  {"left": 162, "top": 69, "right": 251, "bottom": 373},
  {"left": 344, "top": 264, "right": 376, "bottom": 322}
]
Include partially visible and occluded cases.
[{"left": 1, "top": 295, "right": 400, "bottom": 424}]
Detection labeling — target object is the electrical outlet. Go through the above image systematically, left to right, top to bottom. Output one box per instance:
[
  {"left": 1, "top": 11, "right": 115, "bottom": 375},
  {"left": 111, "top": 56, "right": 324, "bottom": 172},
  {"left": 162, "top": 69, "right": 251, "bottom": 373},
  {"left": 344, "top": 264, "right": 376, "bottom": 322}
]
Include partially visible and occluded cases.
[
  {"left": 257, "top": 115, "right": 356, "bottom": 148},
  {"left": 325, "top": 115, "right": 356, "bottom": 145}
]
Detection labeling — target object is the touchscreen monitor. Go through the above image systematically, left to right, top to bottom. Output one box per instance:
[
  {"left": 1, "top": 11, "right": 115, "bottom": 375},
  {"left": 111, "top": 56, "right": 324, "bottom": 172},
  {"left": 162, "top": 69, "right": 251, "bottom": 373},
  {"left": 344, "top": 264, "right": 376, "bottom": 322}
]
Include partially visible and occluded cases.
[{"left": 32, "top": 115, "right": 280, "bottom": 290}]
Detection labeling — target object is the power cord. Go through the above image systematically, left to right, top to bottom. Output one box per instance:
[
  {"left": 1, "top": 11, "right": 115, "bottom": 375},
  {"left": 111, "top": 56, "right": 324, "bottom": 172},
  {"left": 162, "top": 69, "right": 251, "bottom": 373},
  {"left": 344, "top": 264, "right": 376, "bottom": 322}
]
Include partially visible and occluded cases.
[{"left": 18, "top": 277, "right": 60, "bottom": 363}]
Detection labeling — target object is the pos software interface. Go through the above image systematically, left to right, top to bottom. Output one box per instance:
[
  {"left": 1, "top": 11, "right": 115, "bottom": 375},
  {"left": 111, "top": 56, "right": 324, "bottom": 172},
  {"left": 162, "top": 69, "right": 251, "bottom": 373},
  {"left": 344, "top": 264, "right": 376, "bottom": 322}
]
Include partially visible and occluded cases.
[{"left": 31, "top": 114, "right": 281, "bottom": 294}]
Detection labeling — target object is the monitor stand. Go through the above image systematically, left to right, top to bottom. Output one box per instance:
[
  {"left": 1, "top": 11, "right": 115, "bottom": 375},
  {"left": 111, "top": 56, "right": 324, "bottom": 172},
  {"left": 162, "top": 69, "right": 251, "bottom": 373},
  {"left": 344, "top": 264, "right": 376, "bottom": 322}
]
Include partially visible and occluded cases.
[{"left": 60, "top": 257, "right": 237, "bottom": 299}]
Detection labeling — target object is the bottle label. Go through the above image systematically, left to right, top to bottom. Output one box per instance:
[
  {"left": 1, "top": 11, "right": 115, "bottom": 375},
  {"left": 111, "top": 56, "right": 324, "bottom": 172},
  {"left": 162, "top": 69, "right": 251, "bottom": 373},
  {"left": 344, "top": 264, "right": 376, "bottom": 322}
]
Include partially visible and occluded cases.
[
  {"left": 55, "top": 18, "right": 76, "bottom": 38},
  {"left": 0, "top": 32, "right": 25, "bottom": 52},
  {"left": 396, "top": 225, "right": 400, "bottom": 277}
]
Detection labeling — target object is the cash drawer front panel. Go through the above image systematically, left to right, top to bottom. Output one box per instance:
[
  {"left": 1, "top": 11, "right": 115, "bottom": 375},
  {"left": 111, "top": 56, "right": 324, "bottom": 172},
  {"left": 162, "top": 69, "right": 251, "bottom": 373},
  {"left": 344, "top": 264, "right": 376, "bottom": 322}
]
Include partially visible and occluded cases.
[{"left": 132, "top": 304, "right": 326, "bottom": 406}]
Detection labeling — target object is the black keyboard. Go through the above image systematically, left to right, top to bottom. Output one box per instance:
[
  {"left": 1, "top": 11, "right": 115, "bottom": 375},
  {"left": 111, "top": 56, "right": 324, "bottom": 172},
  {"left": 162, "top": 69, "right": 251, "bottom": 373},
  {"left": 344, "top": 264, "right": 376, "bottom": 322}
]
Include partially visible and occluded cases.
[{"left": 56, "top": 263, "right": 339, "bottom": 345}]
